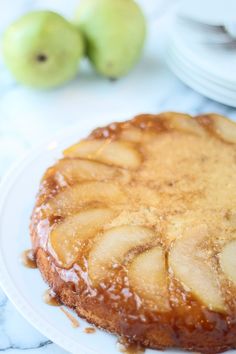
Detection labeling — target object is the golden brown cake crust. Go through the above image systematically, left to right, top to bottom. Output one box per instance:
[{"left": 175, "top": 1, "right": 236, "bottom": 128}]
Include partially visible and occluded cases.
[{"left": 30, "top": 112, "right": 236, "bottom": 353}]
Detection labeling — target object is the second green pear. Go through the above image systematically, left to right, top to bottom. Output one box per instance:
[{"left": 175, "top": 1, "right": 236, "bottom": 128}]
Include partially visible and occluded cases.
[{"left": 76, "top": 0, "right": 146, "bottom": 78}]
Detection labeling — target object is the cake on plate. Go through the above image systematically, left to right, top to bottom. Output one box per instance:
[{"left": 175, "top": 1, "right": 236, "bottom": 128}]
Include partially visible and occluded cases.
[{"left": 30, "top": 112, "right": 236, "bottom": 353}]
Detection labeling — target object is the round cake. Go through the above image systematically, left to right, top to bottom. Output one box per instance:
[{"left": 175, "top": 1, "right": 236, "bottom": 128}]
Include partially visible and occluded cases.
[{"left": 30, "top": 112, "right": 236, "bottom": 353}]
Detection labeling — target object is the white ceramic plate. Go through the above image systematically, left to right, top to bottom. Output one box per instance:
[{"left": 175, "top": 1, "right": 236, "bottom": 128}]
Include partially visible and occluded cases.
[
  {"left": 169, "top": 37, "right": 236, "bottom": 91},
  {"left": 166, "top": 46, "right": 236, "bottom": 107},
  {"left": 0, "top": 119, "right": 185, "bottom": 354}
]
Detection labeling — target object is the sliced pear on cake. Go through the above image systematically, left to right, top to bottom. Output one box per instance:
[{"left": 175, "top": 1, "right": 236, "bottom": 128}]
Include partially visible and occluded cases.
[
  {"left": 162, "top": 113, "right": 205, "bottom": 136},
  {"left": 212, "top": 115, "right": 236, "bottom": 144},
  {"left": 120, "top": 127, "right": 143, "bottom": 143},
  {"left": 64, "top": 139, "right": 141, "bottom": 169},
  {"left": 55, "top": 158, "right": 129, "bottom": 185},
  {"left": 45, "top": 181, "right": 126, "bottom": 216},
  {"left": 49, "top": 208, "right": 115, "bottom": 268},
  {"left": 169, "top": 224, "right": 226, "bottom": 312},
  {"left": 89, "top": 225, "right": 155, "bottom": 285},
  {"left": 219, "top": 240, "right": 236, "bottom": 285},
  {"left": 128, "top": 246, "right": 170, "bottom": 311}
]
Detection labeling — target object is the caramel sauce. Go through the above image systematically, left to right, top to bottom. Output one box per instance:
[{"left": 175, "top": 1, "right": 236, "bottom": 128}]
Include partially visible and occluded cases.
[
  {"left": 21, "top": 249, "right": 37, "bottom": 269},
  {"left": 43, "top": 289, "right": 61, "bottom": 306},
  {"left": 60, "top": 307, "right": 80, "bottom": 328},
  {"left": 84, "top": 327, "right": 96, "bottom": 334},
  {"left": 117, "top": 337, "right": 144, "bottom": 354}
]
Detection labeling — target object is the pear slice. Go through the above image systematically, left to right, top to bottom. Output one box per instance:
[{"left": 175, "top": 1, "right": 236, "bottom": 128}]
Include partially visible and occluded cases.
[
  {"left": 163, "top": 113, "right": 204, "bottom": 136},
  {"left": 213, "top": 115, "right": 236, "bottom": 144},
  {"left": 120, "top": 127, "right": 143, "bottom": 142},
  {"left": 64, "top": 139, "right": 141, "bottom": 169},
  {"left": 55, "top": 158, "right": 123, "bottom": 184},
  {"left": 46, "top": 181, "right": 126, "bottom": 216},
  {"left": 49, "top": 208, "right": 115, "bottom": 268},
  {"left": 169, "top": 224, "right": 226, "bottom": 312},
  {"left": 88, "top": 225, "right": 155, "bottom": 286},
  {"left": 219, "top": 240, "right": 236, "bottom": 285},
  {"left": 128, "top": 247, "right": 170, "bottom": 311}
]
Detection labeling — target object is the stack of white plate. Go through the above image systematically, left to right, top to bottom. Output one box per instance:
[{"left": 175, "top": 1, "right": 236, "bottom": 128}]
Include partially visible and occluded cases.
[{"left": 166, "top": 0, "right": 236, "bottom": 107}]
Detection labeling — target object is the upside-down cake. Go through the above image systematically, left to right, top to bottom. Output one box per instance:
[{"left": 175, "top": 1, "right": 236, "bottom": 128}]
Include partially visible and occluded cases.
[{"left": 30, "top": 112, "right": 236, "bottom": 353}]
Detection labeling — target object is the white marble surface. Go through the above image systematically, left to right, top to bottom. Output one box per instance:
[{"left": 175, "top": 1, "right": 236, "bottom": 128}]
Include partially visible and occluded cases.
[{"left": 0, "top": 0, "right": 235, "bottom": 353}]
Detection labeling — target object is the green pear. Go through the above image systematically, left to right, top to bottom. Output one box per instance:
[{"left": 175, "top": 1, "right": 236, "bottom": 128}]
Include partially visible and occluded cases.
[
  {"left": 76, "top": 0, "right": 146, "bottom": 78},
  {"left": 3, "top": 11, "right": 84, "bottom": 88}
]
